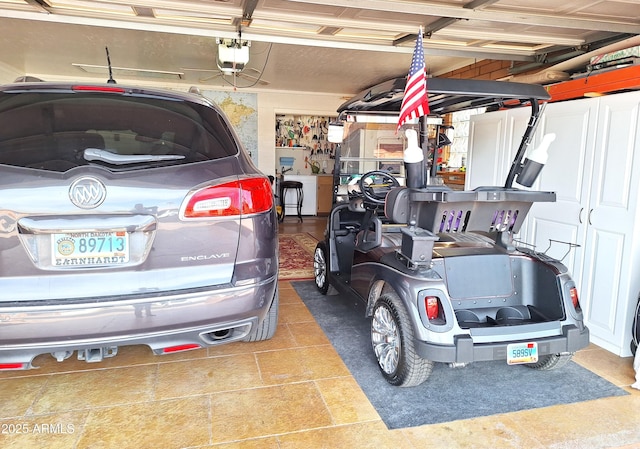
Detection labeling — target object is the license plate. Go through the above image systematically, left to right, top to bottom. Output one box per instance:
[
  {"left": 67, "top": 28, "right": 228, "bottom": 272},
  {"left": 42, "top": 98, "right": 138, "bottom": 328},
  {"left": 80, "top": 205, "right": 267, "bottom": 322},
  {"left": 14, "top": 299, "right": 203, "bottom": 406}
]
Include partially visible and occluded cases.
[
  {"left": 52, "top": 231, "right": 129, "bottom": 267},
  {"left": 507, "top": 342, "right": 538, "bottom": 365}
]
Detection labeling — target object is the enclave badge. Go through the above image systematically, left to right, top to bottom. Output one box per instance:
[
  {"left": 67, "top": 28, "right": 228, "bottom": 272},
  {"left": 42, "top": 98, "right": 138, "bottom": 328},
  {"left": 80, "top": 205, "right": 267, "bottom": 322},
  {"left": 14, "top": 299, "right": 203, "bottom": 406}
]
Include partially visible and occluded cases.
[{"left": 69, "top": 176, "right": 107, "bottom": 209}]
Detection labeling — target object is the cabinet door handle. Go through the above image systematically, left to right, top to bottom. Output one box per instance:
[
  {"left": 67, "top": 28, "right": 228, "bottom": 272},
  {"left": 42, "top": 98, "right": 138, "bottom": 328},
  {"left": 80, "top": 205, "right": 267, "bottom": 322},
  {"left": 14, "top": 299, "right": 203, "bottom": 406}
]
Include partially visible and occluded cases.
[
  {"left": 578, "top": 208, "right": 584, "bottom": 224},
  {"left": 588, "top": 209, "right": 593, "bottom": 226}
]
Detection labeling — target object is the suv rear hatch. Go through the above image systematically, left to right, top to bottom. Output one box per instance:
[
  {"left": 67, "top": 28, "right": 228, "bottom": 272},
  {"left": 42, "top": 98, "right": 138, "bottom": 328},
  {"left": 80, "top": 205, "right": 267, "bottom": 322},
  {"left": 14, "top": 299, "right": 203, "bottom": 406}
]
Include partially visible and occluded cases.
[{"left": 0, "top": 83, "right": 273, "bottom": 303}]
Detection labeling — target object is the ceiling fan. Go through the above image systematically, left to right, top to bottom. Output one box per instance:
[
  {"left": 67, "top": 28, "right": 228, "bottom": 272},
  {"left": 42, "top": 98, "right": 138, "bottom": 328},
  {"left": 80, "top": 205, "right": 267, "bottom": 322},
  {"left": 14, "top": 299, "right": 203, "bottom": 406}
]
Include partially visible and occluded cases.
[{"left": 190, "top": 67, "right": 270, "bottom": 86}]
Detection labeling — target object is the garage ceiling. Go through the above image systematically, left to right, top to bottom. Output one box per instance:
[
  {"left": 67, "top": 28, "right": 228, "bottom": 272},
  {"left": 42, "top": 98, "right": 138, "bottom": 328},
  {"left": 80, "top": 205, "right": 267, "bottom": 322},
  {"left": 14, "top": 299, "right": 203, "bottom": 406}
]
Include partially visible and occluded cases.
[{"left": 0, "top": 0, "right": 638, "bottom": 95}]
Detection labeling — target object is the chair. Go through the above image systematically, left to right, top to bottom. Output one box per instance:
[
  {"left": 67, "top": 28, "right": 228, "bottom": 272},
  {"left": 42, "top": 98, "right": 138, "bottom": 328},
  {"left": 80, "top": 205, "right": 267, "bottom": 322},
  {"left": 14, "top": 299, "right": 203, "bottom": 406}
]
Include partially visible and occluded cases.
[{"left": 279, "top": 180, "right": 304, "bottom": 222}]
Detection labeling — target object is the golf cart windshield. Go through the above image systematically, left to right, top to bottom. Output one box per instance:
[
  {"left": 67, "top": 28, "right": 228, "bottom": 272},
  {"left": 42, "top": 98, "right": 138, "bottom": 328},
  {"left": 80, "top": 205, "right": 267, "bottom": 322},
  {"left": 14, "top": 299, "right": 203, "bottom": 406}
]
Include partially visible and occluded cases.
[{"left": 331, "top": 77, "right": 551, "bottom": 191}]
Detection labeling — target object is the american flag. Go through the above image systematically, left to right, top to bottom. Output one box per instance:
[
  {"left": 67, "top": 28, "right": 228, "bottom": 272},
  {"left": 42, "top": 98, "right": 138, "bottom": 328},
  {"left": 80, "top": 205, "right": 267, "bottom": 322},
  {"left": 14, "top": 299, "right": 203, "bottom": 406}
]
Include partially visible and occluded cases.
[{"left": 397, "top": 28, "right": 430, "bottom": 130}]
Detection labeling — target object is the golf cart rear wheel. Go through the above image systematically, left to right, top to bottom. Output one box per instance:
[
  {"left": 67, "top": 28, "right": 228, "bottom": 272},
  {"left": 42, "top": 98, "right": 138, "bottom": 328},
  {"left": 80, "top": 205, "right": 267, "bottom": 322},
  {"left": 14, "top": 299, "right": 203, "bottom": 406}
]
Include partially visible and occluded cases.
[
  {"left": 313, "top": 241, "right": 330, "bottom": 295},
  {"left": 371, "top": 292, "right": 433, "bottom": 387},
  {"left": 526, "top": 352, "right": 574, "bottom": 370}
]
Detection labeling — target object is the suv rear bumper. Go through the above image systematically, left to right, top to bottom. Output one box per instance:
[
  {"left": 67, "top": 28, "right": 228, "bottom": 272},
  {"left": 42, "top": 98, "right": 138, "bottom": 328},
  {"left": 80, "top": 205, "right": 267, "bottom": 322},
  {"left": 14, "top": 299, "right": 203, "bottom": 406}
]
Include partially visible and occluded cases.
[
  {"left": 0, "top": 277, "right": 277, "bottom": 369},
  {"left": 416, "top": 324, "right": 590, "bottom": 363}
]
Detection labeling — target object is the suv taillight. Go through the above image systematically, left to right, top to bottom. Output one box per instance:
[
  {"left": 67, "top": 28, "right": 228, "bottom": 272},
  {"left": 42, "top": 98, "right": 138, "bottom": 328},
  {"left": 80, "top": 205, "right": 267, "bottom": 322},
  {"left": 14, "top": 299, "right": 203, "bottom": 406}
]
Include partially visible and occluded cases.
[
  {"left": 181, "top": 177, "right": 273, "bottom": 219},
  {"left": 0, "top": 363, "right": 26, "bottom": 370}
]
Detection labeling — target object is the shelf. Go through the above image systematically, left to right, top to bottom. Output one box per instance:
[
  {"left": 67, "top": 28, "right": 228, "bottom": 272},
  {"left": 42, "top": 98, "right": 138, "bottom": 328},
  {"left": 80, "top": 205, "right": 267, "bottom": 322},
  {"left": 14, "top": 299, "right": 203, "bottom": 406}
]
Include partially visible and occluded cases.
[{"left": 547, "top": 65, "right": 640, "bottom": 103}]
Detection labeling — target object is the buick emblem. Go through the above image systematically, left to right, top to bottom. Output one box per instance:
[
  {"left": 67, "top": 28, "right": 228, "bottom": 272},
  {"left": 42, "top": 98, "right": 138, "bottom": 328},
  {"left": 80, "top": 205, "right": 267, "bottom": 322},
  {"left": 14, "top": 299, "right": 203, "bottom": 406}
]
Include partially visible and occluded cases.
[{"left": 69, "top": 176, "right": 107, "bottom": 209}]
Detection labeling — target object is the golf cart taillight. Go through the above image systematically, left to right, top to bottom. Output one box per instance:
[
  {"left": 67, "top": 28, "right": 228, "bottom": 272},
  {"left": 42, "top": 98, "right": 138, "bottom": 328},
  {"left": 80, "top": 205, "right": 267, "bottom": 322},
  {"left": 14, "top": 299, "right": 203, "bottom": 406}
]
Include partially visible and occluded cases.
[
  {"left": 182, "top": 177, "right": 273, "bottom": 219},
  {"left": 570, "top": 287, "right": 580, "bottom": 309},
  {"left": 425, "top": 296, "right": 440, "bottom": 320}
]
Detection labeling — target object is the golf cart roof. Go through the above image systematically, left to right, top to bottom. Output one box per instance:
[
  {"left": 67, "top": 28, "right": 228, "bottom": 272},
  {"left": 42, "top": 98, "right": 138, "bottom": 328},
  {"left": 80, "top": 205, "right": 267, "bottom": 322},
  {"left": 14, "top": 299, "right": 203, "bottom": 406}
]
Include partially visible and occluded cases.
[{"left": 337, "top": 77, "right": 550, "bottom": 116}]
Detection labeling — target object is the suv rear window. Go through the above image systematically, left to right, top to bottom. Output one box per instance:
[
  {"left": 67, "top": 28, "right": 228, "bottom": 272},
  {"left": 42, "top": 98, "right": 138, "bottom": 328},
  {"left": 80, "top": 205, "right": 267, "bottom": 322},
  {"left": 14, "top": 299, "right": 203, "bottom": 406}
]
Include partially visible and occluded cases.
[{"left": 0, "top": 91, "right": 239, "bottom": 172}]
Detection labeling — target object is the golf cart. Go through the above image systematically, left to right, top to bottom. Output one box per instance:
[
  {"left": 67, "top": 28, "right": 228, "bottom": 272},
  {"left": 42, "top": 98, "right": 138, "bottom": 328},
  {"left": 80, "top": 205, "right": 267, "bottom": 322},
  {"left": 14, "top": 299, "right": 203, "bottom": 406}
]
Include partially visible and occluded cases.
[{"left": 313, "top": 77, "right": 590, "bottom": 387}]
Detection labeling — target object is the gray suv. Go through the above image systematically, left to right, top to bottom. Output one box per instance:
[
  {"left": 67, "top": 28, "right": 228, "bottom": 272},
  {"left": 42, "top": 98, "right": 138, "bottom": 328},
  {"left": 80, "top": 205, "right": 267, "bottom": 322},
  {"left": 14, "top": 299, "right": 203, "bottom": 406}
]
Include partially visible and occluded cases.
[{"left": 0, "top": 81, "right": 278, "bottom": 370}]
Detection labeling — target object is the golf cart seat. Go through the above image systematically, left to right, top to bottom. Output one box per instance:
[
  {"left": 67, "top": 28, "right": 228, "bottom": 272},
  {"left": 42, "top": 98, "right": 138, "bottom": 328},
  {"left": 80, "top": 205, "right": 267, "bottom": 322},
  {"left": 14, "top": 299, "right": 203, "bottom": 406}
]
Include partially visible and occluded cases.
[
  {"left": 384, "top": 185, "right": 453, "bottom": 226},
  {"left": 384, "top": 185, "right": 555, "bottom": 234},
  {"left": 353, "top": 187, "right": 413, "bottom": 251},
  {"left": 385, "top": 187, "right": 410, "bottom": 225},
  {"left": 354, "top": 213, "right": 406, "bottom": 251}
]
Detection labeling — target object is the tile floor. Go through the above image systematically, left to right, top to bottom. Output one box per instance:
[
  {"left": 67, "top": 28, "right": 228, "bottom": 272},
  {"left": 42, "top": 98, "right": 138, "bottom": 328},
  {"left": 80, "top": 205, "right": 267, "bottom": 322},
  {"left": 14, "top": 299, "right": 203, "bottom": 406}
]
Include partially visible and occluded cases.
[{"left": 1, "top": 218, "right": 639, "bottom": 449}]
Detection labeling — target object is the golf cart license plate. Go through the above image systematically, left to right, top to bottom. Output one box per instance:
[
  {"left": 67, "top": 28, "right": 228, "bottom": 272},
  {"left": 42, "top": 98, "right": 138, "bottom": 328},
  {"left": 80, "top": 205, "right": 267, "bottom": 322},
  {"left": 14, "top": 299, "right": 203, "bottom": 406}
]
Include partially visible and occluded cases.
[
  {"left": 52, "top": 231, "right": 130, "bottom": 267},
  {"left": 507, "top": 342, "right": 538, "bottom": 365}
]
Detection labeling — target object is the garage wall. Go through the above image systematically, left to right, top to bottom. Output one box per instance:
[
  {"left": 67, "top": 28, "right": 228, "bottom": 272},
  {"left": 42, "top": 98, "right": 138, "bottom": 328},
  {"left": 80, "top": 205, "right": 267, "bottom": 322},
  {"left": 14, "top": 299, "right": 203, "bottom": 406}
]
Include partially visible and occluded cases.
[
  {"left": 0, "top": 62, "right": 20, "bottom": 83},
  {"left": 257, "top": 91, "right": 343, "bottom": 176}
]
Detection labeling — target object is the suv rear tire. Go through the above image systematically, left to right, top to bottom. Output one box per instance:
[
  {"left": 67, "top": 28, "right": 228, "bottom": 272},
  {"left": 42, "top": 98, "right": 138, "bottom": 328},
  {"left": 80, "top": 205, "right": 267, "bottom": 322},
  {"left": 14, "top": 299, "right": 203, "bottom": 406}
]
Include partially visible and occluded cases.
[{"left": 244, "top": 287, "right": 279, "bottom": 342}]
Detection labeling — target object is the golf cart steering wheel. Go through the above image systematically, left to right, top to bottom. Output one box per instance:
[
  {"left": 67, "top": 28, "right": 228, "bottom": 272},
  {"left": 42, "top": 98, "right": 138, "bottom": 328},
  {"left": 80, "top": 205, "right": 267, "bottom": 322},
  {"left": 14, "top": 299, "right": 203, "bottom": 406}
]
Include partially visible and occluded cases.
[{"left": 358, "top": 171, "right": 400, "bottom": 205}]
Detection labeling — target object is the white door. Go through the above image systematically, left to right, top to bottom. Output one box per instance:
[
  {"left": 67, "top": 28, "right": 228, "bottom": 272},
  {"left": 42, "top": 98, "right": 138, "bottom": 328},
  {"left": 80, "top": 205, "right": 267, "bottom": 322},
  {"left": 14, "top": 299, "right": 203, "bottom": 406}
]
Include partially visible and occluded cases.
[
  {"left": 579, "top": 92, "right": 640, "bottom": 355},
  {"left": 526, "top": 97, "right": 599, "bottom": 284},
  {"left": 467, "top": 107, "right": 536, "bottom": 188},
  {"left": 467, "top": 112, "right": 507, "bottom": 188}
]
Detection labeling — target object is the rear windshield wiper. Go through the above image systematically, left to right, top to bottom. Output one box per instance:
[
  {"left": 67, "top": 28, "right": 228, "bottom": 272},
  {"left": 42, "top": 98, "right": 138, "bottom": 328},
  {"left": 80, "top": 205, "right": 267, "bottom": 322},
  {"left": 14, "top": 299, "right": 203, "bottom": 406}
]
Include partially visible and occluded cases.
[{"left": 83, "top": 148, "right": 185, "bottom": 165}]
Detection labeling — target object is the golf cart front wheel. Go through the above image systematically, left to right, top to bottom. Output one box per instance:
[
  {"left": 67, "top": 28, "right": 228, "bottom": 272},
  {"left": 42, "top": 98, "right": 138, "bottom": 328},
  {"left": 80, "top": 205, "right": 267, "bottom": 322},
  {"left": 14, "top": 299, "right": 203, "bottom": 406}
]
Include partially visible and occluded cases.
[
  {"left": 313, "top": 241, "right": 330, "bottom": 295},
  {"left": 371, "top": 293, "right": 433, "bottom": 387}
]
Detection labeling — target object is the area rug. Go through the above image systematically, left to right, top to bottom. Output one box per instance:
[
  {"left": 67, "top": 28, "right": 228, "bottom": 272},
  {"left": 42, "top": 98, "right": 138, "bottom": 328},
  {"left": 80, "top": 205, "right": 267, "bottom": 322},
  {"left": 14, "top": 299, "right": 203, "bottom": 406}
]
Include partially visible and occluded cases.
[
  {"left": 278, "top": 233, "right": 317, "bottom": 280},
  {"left": 291, "top": 280, "right": 629, "bottom": 430}
]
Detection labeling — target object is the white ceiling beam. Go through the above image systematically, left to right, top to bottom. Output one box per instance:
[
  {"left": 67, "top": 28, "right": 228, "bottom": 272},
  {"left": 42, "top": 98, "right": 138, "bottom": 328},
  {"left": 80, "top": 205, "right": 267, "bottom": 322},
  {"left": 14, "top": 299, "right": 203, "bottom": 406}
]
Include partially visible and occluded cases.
[
  {"left": 73, "top": 0, "right": 242, "bottom": 16},
  {"left": 286, "top": 0, "right": 640, "bottom": 34},
  {"left": 0, "top": 8, "right": 537, "bottom": 60},
  {"left": 0, "top": 8, "right": 412, "bottom": 52},
  {"left": 250, "top": 10, "right": 585, "bottom": 47},
  {"left": 251, "top": 10, "right": 419, "bottom": 35},
  {"left": 434, "top": 28, "right": 584, "bottom": 46},
  {"left": 251, "top": 29, "right": 537, "bottom": 60}
]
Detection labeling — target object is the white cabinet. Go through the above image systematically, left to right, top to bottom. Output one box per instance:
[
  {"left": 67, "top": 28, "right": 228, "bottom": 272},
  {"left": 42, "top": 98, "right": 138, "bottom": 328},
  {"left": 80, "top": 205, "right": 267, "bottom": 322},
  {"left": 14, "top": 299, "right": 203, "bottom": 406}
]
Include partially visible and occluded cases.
[
  {"left": 468, "top": 91, "right": 640, "bottom": 356},
  {"left": 536, "top": 92, "right": 640, "bottom": 357},
  {"left": 521, "top": 97, "right": 599, "bottom": 295},
  {"left": 466, "top": 106, "right": 534, "bottom": 189}
]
